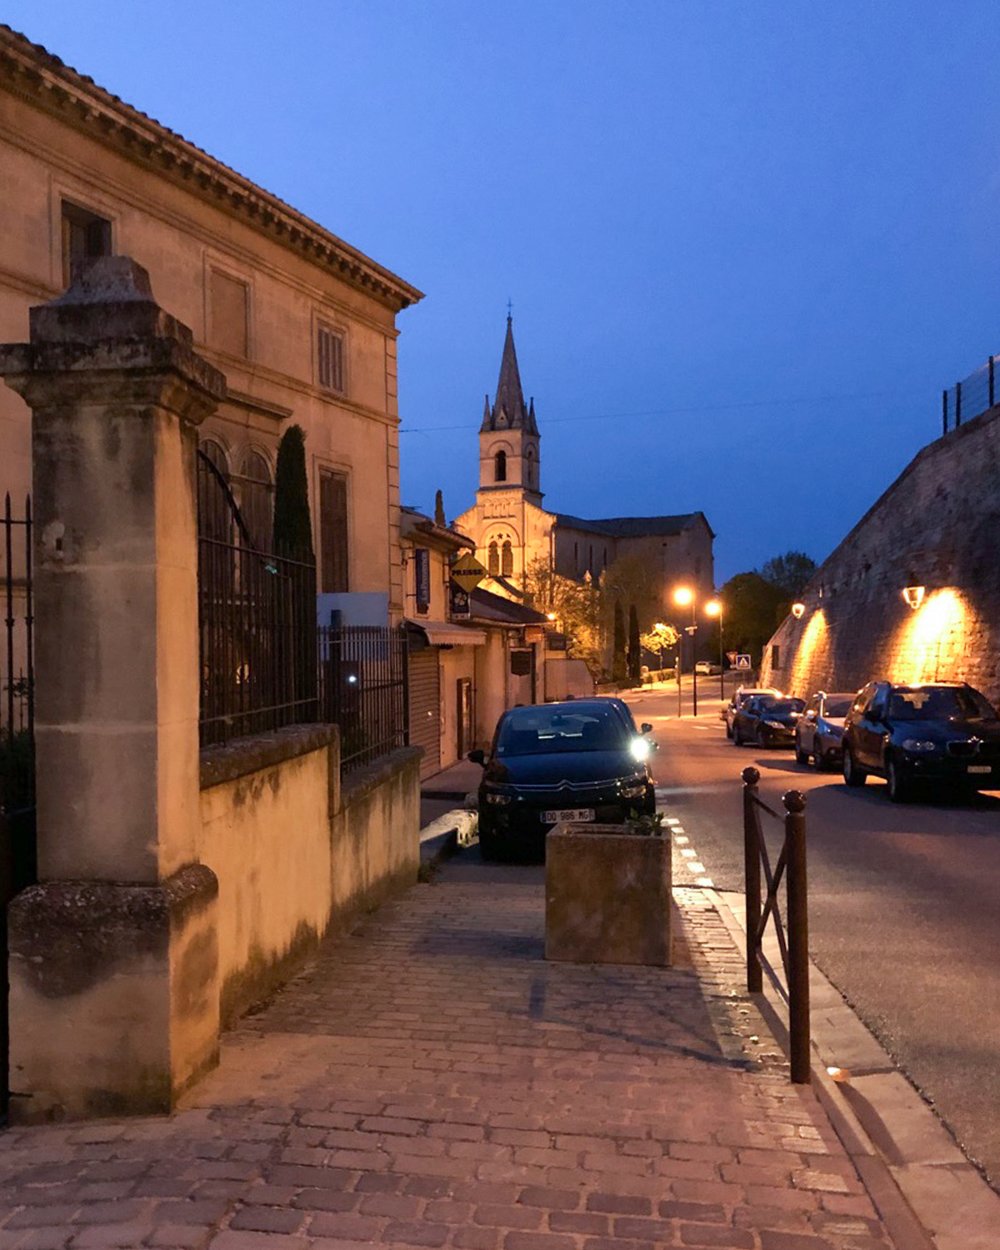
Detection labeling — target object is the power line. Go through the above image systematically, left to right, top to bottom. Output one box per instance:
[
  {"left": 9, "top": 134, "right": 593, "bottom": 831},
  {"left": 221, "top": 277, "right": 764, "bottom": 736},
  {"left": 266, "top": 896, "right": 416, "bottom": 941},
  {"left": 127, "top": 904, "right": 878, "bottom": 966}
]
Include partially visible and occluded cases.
[{"left": 399, "top": 388, "right": 927, "bottom": 435}]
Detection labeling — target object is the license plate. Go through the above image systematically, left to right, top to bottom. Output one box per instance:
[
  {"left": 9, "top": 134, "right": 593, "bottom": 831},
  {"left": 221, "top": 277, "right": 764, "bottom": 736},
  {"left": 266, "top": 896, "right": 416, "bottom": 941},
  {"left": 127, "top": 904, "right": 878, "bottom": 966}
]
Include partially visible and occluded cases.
[
  {"left": 968, "top": 765, "right": 992, "bottom": 774},
  {"left": 543, "top": 808, "right": 595, "bottom": 823}
]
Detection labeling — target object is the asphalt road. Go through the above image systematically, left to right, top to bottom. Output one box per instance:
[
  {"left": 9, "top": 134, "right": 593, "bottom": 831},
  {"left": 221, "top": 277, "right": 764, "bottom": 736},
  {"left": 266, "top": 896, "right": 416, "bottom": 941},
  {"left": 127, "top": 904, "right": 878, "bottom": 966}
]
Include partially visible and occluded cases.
[{"left": 624, "top": 684, "right": 1000, "bottom": 1192}]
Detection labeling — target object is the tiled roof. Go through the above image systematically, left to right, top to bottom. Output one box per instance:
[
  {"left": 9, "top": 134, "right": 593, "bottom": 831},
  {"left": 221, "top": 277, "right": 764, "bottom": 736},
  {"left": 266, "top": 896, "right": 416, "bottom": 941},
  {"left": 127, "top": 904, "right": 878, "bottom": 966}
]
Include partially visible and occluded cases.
[
  {"left": 0, "top": 25, "right": 423, "bottom": 312},
  {"left": 553, "top": 512, "right": 711, "bottom": 538}
]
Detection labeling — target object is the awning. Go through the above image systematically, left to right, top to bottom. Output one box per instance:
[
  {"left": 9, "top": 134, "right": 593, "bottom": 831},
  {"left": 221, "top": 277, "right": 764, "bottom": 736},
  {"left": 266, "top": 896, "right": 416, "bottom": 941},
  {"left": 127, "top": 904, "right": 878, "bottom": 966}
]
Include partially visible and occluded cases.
[{"left": 405, "top": 619, "right": 487, "bottom": 647}]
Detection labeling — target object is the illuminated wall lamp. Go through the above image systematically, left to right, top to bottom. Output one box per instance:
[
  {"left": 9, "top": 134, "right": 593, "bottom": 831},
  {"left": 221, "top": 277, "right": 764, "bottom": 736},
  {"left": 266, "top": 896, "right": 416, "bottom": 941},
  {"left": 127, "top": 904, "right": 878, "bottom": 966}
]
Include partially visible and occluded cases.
[
  {"left": 902, "top": 585, "right": 926, "bottom": 611},
  {"left": 791, "top": 602, "right": 805, "bottom": 619}
]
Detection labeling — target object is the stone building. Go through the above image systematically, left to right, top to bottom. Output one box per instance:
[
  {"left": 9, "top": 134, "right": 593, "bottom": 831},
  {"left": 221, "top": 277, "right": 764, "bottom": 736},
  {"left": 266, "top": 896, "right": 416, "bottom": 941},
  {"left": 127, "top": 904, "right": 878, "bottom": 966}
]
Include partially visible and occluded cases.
[
  {"left": 0, "top": 24, "right": 421, "bottom": 624},
  {"left": 454, "top": 317, "right": 715, "bottom": 623},
  {"left": 760, "top": 402, "right": 1000, "bottom": 705}
]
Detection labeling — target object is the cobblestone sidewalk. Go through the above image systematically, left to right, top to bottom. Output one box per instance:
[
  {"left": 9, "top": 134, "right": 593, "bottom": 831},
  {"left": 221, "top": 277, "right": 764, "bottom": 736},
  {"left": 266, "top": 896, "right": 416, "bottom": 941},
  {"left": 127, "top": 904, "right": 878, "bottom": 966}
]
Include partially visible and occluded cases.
[{"left": 0, "top": 859, "right": 897, "bottom": 1249}]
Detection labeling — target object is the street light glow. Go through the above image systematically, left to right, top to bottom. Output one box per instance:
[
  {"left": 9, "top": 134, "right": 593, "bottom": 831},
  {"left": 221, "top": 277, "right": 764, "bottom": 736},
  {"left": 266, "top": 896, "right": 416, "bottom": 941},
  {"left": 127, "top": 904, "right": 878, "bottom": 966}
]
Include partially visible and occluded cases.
[
  {"left": 673, "top": 586, "right": 694, "bottom": 607},
  {"left": 704, "top": 599, "right": 721, "bottom": 618}
]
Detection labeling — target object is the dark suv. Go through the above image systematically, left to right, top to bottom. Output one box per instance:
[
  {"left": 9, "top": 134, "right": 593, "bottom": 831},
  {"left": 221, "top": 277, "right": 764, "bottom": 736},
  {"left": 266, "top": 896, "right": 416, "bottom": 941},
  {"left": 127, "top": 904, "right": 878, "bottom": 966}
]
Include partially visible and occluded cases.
[{"left": 842, "top": 681, "right": 1000, "bottom": 802}]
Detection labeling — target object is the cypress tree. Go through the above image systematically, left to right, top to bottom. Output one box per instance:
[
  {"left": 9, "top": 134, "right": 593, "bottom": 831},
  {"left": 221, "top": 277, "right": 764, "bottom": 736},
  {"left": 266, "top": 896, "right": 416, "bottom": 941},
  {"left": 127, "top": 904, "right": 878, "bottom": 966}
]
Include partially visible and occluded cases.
[
  {"left": 272, "top": 425, "right": 315, "bottom": 563},
  {"left": 434, "top": 489, "right": 446, "bottom": 527},
  {"left": 612, "top": 600, "right": 627, "bottom": 685},
  {"left": 627, "top": 604, "right": 641, "bottom": 685}
]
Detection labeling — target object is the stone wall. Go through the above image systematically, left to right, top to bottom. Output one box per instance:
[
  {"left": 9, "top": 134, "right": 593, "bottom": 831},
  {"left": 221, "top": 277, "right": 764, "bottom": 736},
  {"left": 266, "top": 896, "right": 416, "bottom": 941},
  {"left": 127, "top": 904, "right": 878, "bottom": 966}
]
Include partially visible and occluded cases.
[
  {"left": 760, "top": 408, "right": 1000, "bottom": 704},
  {"left": 199, "top": 728, "right": 420, "bottom": 1026}
]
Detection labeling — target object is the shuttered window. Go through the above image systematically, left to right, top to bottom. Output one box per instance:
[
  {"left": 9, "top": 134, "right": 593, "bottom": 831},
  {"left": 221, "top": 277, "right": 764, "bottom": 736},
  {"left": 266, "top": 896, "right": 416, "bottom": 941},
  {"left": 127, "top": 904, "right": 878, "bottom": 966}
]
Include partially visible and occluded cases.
[
  {"left": 61, "top": 201, "right": 112, "bottom": 286},
  {"left": 209, "top": 270, "right": 249, "bottom": 358},
  {"left": 318, "top": 324, "right": 345, "bottom": 393},
  {"left": 319, "top": 470, "right": 349, "bottom": 593}
]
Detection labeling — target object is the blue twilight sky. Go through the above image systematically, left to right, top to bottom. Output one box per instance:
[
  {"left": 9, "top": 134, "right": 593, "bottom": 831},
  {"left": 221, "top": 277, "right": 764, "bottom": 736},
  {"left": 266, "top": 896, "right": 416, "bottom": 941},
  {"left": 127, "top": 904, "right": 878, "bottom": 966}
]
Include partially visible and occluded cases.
[{"left": 6, "top": 1, "right": 1000, "bottom": 581}]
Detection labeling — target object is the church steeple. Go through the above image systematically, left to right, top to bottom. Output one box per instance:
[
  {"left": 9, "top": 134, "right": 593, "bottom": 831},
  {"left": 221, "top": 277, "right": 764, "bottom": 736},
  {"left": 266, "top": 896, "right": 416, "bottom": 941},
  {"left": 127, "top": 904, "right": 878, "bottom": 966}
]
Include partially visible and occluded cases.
[
  {"left": 477, "top": 314, "right": 541, "bottom": 500},
  {"left": 480, "top": 316, "right": 539, "bottom": 435}
]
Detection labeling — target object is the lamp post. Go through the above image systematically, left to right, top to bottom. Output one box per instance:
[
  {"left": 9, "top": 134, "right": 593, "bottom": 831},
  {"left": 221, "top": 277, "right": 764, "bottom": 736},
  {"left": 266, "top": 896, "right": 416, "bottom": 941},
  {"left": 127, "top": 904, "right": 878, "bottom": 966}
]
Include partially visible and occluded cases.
[
  {"left": 673, "top": 586, "right": 698, "bottom": 717},
  {"left": 704, "top": 598, "right": 724, "bottom": 701}
]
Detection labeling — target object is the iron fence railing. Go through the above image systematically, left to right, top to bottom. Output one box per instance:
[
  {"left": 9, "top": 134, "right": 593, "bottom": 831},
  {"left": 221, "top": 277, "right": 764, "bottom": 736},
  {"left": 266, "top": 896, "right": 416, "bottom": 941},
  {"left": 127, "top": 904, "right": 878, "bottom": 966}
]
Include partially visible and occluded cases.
[
  {"left": 942, "top": 355, "right": 1000, "bottom": 435},
  {"left": 197, "top": 451, "right": 317, "bottom": 747},
  {"left": 2, "top": 492, "right": 34, "bottom": 815},
  {"left": 319, "top": 625, "right": 408, "bottom": 775},
  {"left": 742, "top": 766, "right": 810, "bottom": 1084}
]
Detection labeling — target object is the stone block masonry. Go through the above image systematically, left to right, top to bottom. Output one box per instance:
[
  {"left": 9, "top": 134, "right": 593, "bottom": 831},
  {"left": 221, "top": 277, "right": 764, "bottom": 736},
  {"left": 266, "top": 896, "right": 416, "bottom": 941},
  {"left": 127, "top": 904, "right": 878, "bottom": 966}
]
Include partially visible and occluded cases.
[{"left": 762, "top": 406, "right": 1000, "bottom": 703}]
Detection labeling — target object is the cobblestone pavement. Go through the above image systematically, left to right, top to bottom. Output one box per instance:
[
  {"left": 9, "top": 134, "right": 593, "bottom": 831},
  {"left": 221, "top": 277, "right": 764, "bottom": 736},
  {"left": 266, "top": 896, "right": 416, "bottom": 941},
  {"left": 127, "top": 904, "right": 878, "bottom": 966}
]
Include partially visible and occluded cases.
[{"left": 0, "top": 858, "right": 897, "bottom": 1249}]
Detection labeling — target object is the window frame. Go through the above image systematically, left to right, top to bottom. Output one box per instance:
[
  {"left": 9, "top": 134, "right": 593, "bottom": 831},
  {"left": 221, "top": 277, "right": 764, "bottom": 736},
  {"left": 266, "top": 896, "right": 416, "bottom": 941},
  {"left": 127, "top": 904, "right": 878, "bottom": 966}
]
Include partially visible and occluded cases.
[
  {"left": 60, "top": 198, "right": 113, "bottom": 287},
  {"left": 316, "top": 320, "right": 347, "bottom": 395}
]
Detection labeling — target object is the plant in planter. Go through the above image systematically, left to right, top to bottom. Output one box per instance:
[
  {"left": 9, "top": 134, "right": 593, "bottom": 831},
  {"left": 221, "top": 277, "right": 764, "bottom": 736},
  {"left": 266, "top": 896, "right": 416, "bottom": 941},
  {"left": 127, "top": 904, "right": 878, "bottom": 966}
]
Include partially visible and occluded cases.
[{"left": 545, "top": 819, "right": 672, "bottom": 967}]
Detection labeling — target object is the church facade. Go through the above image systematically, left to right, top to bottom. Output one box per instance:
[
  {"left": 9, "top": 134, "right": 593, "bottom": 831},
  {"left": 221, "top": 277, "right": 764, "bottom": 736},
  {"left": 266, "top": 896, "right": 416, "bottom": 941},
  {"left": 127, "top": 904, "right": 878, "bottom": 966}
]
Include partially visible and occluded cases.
[{"left": 455, "top": 318, "right": 716, "bottom": 623}]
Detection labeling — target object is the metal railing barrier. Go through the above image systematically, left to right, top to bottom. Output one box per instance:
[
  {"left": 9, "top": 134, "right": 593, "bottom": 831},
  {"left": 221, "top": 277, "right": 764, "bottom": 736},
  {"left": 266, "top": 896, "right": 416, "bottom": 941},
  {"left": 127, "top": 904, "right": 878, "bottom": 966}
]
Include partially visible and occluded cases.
[{"left": 742, "top": 765, "right": 810, "bottom": 1084}]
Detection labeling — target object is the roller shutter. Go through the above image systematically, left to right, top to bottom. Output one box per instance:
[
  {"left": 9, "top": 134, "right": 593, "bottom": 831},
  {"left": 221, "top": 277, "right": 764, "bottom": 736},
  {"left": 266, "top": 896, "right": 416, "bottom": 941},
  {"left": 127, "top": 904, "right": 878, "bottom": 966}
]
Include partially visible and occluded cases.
[{"left": 408, "top": 648, "right": 441, "bottom": 778}]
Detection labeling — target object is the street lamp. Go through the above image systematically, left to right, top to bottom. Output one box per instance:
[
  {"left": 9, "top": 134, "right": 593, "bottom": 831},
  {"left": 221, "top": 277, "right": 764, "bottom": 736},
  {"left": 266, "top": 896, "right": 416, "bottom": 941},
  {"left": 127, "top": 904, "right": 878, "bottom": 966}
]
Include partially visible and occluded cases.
[
  {"left": 672, "top": 586, "right": 699, "bottom": 717},
  {"left": 704, "top": 598, "right": 724, "bottom": 700}
]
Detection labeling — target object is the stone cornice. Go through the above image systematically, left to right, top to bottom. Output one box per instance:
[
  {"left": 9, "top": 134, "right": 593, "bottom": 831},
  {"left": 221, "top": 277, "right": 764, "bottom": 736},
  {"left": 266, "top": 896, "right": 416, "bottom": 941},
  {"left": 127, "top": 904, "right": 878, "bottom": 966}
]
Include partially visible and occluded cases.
[{"left": 0, "top": 25, "right": 424, "bottom": 314}]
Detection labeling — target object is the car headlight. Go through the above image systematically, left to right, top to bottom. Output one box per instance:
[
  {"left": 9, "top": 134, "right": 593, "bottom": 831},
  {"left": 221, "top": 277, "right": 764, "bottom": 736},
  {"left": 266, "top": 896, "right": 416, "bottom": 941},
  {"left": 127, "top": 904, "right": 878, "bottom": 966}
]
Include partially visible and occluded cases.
[
  {"left": 763, "top": 720, "right": 785, "bottom": 729},
  {"left": 630, "top": 736, "right": 651, "bottom": 762},
  {"left": 901, "top": 739, "right": 937, "bottom": 753},
  {"left": 620, "top": 777, "right": 648, "bottom": 800},
  {"left": 484, "top": 790, "right": 513, "bottom": 806}
]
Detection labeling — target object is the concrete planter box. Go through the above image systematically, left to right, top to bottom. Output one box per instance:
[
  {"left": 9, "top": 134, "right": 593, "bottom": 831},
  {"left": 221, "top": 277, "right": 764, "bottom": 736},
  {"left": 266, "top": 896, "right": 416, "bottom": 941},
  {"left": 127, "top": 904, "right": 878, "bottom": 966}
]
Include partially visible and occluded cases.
[{"left": 545, "top": 823, "right": 672, "bottom": 967}]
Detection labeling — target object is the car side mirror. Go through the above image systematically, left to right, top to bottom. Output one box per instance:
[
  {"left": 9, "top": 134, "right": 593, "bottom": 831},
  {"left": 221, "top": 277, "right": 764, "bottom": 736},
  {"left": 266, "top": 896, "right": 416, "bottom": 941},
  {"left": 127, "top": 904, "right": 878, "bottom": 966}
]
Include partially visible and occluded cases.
[
  {"left": 640, "top": 723, "right": 653, "bottom": 734},
  {"left": 467, "top": 749, "right": 486, "bottom": 766}
]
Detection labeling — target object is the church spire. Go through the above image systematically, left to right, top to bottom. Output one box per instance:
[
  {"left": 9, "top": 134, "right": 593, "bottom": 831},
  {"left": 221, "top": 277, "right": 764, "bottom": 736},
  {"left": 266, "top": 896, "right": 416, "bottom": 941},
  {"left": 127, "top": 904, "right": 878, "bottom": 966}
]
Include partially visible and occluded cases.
[{"left": 480, "top": 315, "right": 539, "bottom": 435}]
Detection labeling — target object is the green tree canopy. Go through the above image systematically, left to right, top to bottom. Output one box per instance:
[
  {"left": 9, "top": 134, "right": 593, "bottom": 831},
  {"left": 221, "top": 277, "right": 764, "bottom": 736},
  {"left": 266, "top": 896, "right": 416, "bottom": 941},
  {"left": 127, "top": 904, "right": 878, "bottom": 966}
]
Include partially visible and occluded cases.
[
  {"left": 272, "top": 424, "right": 315, "bottom": 563},
  {"left": 758, "top": 551, "right": 816, "bottom": 599},
  {"left": 719, "top": 572, "right": 787, "bottom": 663}
]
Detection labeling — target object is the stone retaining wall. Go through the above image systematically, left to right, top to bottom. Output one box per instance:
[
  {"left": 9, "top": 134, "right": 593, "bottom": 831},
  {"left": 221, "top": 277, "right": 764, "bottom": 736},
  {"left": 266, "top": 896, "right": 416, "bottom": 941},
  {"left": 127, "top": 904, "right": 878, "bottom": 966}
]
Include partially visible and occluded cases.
[{"left": 761, "top": 408, "right": 1000, "bottom": 703}]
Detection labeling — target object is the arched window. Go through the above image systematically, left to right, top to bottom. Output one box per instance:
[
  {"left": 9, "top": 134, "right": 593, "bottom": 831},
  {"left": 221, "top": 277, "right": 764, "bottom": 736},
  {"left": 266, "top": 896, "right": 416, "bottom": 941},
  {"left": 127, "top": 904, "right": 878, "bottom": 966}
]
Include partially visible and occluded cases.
[
  {"left": 198, "top": 438, "right": 232, "bottom": 542},
  {"left": 525, "top": 445, "right": 536, "bottom": 489},
  {"left": 240, "top": 448, "right": 274, "bottom": 552},
  {"left": 494, "top": 450, "right": 507, "bottom": 482},
  {"left": 501, "top": 540, "right": 514, "bottom": 578},
  {"left": 488, "top": 541, "right": 499, "bottom": 576}
]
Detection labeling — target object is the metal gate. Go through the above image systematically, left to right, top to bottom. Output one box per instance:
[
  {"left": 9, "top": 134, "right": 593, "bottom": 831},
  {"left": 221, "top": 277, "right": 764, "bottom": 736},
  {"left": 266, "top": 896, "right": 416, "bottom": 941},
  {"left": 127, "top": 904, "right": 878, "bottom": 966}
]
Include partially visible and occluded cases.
[{"left": 1, "top": 492, "right": 36, "bottom": 1113}]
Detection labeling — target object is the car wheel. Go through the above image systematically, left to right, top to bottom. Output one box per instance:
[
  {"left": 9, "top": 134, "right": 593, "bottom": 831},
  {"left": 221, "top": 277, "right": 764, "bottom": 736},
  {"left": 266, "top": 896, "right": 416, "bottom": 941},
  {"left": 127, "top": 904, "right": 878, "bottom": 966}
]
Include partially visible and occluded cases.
[
  {"left": 725, "top": 721, "right": 733, "bottom": 740},
  {"left": 794, "top": 739, "right": 809, "bottom": 765},
  {"left": 813, "top": 745, "right": 827, "bottom": 771},
  {"left": 843, "top": 746, "right": 867, "bottom": 787},
  {"left": 886, "top": 755, "right": 912, "bottom": 804},
  {"left": 478, "top": 828, "right": 503, "bottom": 862}
]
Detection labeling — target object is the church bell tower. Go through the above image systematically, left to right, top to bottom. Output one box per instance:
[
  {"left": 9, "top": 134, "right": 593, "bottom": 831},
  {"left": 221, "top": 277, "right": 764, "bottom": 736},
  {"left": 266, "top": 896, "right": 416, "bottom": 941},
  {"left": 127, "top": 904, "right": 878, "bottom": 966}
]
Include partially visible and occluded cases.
[{"left": 479, "top": 315, "right": 541, "bottom": 502}]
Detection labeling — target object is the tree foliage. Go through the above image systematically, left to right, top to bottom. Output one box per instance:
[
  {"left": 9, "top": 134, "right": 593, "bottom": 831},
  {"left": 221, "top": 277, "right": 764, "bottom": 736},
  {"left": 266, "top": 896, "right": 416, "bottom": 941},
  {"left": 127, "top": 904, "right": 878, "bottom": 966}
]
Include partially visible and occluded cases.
[
  {"left": 272, "top": 425, "right": 315, "bottom": 563},
  {"left": 758, "top": 551, "right": 816, "bottom": 599},
  {"left": 523, "top": 557, "right": 606, "bottom": 676},
  {"left": 718, "top": 572, "right": 786, "bottom": 662},
  {"left": 612, "top": 601, "right": 627, "bottom": 685},
  {"left": 627, "top": 604, "right": 641, "bottom": 685}
]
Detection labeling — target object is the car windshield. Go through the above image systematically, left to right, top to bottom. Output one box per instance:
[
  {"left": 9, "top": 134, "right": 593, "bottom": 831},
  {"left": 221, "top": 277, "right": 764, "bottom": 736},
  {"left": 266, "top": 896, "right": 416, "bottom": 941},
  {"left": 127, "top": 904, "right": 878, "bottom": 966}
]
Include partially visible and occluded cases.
[
  {"left": 889, "top": 687, "right": 997, "bottom": 722},
  {"left": 823, "top": 697, "right": 853, "bottom": 717},
  {"left": 763, "top": 698, "right": 804, "bottom": 715},
  {"left": 495, "top": 706, "right": 631, "bottom": 755}
]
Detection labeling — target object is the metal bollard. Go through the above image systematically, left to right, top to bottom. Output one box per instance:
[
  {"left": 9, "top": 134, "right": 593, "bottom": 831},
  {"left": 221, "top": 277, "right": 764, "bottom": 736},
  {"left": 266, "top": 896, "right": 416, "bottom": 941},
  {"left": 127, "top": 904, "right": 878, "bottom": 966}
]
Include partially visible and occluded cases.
[
  {"left": 742, "top": 766, "right": 762, "bottom": 993},
  {"left": 784, "top": 788, "right": 810, "bottom": 1084}
]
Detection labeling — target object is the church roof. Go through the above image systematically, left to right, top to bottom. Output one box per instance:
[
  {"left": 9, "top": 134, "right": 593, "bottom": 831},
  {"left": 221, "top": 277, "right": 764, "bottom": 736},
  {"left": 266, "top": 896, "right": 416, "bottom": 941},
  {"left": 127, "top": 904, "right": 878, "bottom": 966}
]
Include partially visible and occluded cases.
[
  {"left": 480, "top": 316, "right": 539, "bottom": 435},
  {"left": 553, "top": 511, "right": 714, "bottom": 539}
]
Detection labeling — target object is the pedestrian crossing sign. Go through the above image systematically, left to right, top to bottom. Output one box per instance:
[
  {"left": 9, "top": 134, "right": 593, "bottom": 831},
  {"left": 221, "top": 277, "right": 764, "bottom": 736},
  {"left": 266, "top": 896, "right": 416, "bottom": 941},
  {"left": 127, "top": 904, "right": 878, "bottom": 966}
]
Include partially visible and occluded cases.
[{"left": 736, "top": 654, "right": 752, "bottom": 670}]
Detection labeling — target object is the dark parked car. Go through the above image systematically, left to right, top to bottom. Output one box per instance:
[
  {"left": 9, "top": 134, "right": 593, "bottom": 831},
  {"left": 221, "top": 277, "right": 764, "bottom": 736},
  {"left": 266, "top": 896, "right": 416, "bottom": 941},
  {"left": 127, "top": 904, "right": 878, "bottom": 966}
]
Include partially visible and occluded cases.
[
  {"left": 842, "top": 681, "right": 1000, "bottom": 802},
  {"left": 724, "top": 687, "right": 781, "bottom": 738},
  {"left": 795, "top": 691, "right": 856, "bottom": 769},
  {"left": 732, "top": 695, "right": 805, "bottom": 748},
  {"left": 470, "top": 698, "right": 656, "bottom": 860}
]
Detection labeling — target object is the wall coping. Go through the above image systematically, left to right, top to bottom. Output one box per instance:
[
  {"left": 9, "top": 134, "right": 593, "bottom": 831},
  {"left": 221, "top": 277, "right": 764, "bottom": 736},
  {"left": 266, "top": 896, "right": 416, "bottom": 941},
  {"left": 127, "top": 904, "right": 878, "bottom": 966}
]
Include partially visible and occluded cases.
[
  {"left": 200, "top": 725, "right": 338, "bottom": 790},
  {"left": 341, "top": 746, "right": 422, "bottom": 808}
]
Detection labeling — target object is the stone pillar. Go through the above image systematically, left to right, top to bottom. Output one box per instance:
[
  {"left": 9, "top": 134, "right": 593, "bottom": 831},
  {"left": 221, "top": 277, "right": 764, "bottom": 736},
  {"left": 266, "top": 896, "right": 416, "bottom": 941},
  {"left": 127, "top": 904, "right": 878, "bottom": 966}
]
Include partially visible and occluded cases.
[{"left": 0, "top": 257, "right": 227, "bottom": 1121}]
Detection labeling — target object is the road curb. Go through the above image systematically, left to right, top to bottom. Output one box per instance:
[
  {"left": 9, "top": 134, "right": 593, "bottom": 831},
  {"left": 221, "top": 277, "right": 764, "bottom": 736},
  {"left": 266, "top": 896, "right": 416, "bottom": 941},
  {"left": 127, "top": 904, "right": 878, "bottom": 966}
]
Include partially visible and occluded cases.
[
  {"left": 419, "top": 808, "right": 478, "bottom": 871},
  {"left": 706, "top": 885, "right": 1000, "bottom": 1250}
]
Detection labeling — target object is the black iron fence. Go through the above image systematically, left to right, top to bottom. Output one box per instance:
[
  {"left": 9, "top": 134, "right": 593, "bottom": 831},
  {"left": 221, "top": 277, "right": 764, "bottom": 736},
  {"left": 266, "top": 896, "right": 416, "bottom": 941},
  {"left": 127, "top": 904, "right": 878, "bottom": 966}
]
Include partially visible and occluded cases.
[
  {"left": 942, "top": 355, "right": 999, "bottom": 434},
  {"left": 198, "top": 452, "right": 317, "bottom": 747},
  {"left": 1, "top": 492, "right": 34, "bottom": 819},
  {"left": 319, "top": 625, "right": 408, "bottom": 774},
  {"left": 742, "top": 766, "right": 810, "bottom": 1084}
]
